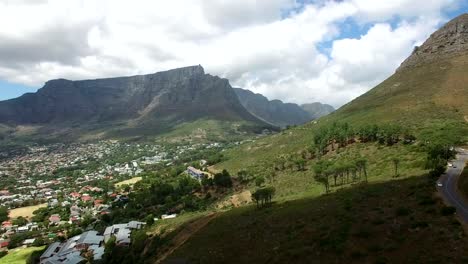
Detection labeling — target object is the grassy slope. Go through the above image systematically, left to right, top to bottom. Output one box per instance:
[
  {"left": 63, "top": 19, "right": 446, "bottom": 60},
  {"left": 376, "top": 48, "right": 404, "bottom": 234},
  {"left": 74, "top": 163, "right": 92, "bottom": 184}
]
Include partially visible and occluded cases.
[
  {"left": 160, "top": 53, "right": 468, "bottom": 262},
  {"left": 212, "top": 54, "right": 468, "bottom": 200},
  {"left": 326, "top": 54, "right": 468, "bottom": 142},
  {"left": 168, "top": 176, "right": 468, "bottom": 264},
  {"left": 0, "top": 246, "right": 45, "bottom": 264}
]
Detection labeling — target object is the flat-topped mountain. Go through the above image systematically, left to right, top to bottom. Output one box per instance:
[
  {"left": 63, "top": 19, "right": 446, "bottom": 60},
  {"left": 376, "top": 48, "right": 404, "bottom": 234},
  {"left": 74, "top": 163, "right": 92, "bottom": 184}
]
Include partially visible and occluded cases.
[{"left": 0, "top": 65, "right": 272, "bottom": 140}]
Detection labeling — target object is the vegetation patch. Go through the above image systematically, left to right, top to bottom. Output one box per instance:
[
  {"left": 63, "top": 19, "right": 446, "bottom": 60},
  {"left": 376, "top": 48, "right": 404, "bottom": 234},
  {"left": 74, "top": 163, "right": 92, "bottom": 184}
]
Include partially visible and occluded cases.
[
  {"left": 167, "top": 176, "right": 468, "bottom": 264},
  {"left": 0, "top": 246, "right": 45, "bottom": 264}
]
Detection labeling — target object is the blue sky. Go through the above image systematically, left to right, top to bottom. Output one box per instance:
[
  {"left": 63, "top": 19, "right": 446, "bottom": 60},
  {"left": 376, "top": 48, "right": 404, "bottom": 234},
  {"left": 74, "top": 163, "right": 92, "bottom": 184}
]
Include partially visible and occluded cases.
[
  {"left": 0, "top": 0, "right": 467, "bottom": 106},
  {"left": 0, "top": 80, "right": 37, "bottom": 101}
]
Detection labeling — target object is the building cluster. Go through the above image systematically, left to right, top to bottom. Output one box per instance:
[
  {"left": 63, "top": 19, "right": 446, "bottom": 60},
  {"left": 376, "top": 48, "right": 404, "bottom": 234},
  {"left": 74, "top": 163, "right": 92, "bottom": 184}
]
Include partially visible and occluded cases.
[{"left": 40, "top": 221, "right": 145, "bottom": 264}]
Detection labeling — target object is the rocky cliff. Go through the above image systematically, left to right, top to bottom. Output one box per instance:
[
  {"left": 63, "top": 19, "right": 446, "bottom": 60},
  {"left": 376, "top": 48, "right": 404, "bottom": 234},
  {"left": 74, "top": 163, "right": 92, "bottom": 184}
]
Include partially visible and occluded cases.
[
  {"left": 398, "top": 13, "right": 468, "bottom": 71},
  {"left": 233, "top": 88, "right": 314, "bottom": 127},
  {"left": 300, "top": 103, "right": 335, "bottom": 120}
]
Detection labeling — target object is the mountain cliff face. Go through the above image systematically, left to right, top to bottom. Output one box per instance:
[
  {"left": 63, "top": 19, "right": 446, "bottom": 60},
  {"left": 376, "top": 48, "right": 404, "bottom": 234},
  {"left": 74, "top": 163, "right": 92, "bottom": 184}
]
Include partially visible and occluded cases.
[
  {"left": 398, "top": 13, "right": 468, "bottom": 71},
  {"left": 0, "top": 65, "right": 270, "bottom": 139},
  {"left": 233, "top": 88, "right": 313, "bottom": 127},
  {"left": 300, "top": 103, "right": 335, "bottom": 120}
]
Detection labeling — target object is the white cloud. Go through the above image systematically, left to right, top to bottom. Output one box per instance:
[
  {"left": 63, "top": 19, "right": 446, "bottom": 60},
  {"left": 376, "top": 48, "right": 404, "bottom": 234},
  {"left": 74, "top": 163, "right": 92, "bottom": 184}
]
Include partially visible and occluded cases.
[{"left": 0, "top": 0, "right": 460, "bottom": 107}]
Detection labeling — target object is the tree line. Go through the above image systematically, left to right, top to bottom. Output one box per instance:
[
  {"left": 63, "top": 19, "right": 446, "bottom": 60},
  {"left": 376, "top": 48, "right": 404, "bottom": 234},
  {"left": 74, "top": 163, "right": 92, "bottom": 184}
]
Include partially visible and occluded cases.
[
  {"left": 313, "top": 122, "right": 414, "bottom": 156},
  {"left": 312, "top": 158, "right": 368, "bottom": 193}
]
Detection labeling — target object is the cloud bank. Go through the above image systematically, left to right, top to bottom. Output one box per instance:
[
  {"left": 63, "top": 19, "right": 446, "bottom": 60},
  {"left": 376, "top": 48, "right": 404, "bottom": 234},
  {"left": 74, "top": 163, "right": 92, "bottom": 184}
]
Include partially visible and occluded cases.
[{"left": 0, "top": 0, "right": 461, "bottom": 107}]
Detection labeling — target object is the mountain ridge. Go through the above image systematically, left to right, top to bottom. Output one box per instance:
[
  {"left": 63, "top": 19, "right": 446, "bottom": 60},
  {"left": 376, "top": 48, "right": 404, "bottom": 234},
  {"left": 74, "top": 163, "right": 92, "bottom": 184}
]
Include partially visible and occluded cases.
[
  {"left": 0, "top": 65, "right": 273, "bottom": 141},
  {"left": 233, "top": 88, "right": 312, "bottom": 127}
]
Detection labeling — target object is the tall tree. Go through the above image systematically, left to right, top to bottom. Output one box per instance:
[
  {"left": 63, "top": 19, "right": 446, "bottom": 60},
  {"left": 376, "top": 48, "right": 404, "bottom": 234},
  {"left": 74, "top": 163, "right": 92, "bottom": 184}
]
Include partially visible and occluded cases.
[{"left": 392, "top": 158, "right": 400, "bottom": 177}]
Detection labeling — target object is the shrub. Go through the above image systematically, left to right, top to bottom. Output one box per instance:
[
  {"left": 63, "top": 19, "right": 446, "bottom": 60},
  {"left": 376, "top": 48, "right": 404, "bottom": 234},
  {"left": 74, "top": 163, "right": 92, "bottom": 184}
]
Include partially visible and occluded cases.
[
  {"left": 255, "top": 176, "right": 265, "bottom": 187},
  {"left": 440, "top": 206, "right": 456, "bottom": 216},
  {"left": 395, "top": 207, "right": 411, "bottom": 216}
]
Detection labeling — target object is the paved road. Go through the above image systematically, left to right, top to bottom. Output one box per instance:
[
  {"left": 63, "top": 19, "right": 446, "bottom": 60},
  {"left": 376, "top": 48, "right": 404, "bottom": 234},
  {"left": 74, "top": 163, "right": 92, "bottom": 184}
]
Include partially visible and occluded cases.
[{"left": 437, "top": 148, "right": 468, "bottom": 222}]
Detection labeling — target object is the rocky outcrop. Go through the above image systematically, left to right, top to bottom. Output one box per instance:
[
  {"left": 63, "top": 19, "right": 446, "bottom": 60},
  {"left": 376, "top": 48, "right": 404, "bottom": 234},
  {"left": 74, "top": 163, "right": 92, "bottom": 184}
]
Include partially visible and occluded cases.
[
  {"left": 398, "top": 13, "right": 468, "bottom": 71},
  {"left": 233, "top": 88, "right": 313, "bottom": 127},
  {"left": 300, "top": 103, "right": 335, "bottom": 120}
]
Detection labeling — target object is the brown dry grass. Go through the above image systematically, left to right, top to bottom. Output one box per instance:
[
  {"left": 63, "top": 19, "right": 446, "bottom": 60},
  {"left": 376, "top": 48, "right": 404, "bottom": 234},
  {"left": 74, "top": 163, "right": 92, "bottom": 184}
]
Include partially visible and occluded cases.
[{"left": 9, "top": 203, "right": 47, "bottom": 219}]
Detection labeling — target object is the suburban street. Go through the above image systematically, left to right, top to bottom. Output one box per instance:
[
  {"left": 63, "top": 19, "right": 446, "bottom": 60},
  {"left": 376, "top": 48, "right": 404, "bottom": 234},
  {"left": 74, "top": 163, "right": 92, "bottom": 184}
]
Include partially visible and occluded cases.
[{"left": 438, "top": 148, "right": 468, "bottom": 222}]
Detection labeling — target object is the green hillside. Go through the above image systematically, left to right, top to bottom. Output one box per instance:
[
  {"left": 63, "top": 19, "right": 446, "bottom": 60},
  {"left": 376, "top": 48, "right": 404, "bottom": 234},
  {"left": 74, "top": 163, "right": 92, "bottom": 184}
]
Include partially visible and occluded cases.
[
  {"left": 158, "top": 16, "right": 468, "bottom": 263},
  {"left": 167, "top": 177, "right": 468, "bottom": 264}
]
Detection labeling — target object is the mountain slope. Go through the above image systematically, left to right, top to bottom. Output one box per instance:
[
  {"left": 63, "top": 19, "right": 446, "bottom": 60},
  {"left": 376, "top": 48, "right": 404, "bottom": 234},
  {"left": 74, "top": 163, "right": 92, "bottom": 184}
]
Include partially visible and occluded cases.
[
  {"left": 217, "top": 13, "right": 468, "bottom": 177},
  {"left": 321, "top": 13, "right": 468, "bottom": 143},
  {"left": 159, "top": 14, "right": 468, "bottom": 263},
  {"left": 0, "top": 66, "right": 271, "bottom": 141},
  {"left": 233, "top": 88, "right": 313, "bottom": 127},
  {"left": 300, "top": 102, "right": 335, "bottom": 120},
  {"left": 165, "top": 177, "right": 468, "bottom": 264}
]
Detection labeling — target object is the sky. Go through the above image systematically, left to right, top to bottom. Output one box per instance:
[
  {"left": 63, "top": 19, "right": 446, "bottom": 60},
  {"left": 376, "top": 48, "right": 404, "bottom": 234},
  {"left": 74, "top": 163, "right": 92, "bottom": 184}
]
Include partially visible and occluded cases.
[{"left": 0, "top": 0, "right": 467, "bottom": 107}]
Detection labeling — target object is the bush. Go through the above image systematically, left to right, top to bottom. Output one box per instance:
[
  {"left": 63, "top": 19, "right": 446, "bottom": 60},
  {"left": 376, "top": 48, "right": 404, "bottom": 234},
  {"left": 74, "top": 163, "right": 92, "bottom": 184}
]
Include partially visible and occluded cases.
[
  {"left": 214, "top": 170, "right": 232, "bottom": 188},
  {"left": 255, "top": 176, "right": 265, "bottom": 187},
  {"left": 440, "top": 206, "right": 456, "bottom": 216},
  {"left": 395, "top": 207, "right": 411, "bottom": 216},
  {"left": 33, "top": 237, "right": 45, "bottom": 247}
]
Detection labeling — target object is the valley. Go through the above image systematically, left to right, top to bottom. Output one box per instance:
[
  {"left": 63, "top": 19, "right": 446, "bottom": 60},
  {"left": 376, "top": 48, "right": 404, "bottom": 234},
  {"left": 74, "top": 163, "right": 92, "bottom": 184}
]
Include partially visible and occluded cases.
[{"left": 0, "top": 8, "right": 467, "bottom": 264}]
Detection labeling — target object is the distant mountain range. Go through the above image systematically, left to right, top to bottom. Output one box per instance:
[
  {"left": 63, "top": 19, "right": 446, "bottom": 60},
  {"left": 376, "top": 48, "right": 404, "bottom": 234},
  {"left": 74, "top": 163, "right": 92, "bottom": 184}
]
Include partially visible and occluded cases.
[
  {"left": 0, "top": 65, "right": 334, "bottom": 141},
  {"left": 234, "top": 88, "right": 334, "bottom": 127}
]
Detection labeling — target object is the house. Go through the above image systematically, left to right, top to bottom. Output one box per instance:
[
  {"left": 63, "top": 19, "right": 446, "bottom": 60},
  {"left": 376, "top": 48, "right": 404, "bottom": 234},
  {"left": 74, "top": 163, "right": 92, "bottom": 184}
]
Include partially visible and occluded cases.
[
  {"left": 187, "top": 166, "right": 206, "bottom": 180},
  {"left": 69, "top": 192, "right": 81, "bottom": 199},
  {"left": 81, "top": 195, "right": 92, "bottom": 202},
  {"left": 48, "top": 198, "right": 59, "bottom": 207},
  {"left": 94, "top": 199, "right": 104, "bottom": 207},
  {"left": 70, "top": 205, "right": 81, "bottom": 216},
  {"left": 49, "top": 214, "right": 61, "bottom": 224},
  {"left": 161, "top": 214, "right": 177, "bottom": 219},
  {"left": 69, "top": 215, "right": 80, "bottom": 224},
  {"left": 2, "top": 221, "right": 12, "bottom": 230},
  {"left": 103, "top": 221, "right": 145, "bottom": 246},
  {"left": 17, "top": 226, "right": 29, "bottom": 233},
  {"left": 40, "top": 231, "right": 104, "bottom": 264},
  {"left": 23, "top": 238, "right": 36, "bottom": 246},
  {"left": 0, "top": 240, "right": 9, "bottom": 248}
]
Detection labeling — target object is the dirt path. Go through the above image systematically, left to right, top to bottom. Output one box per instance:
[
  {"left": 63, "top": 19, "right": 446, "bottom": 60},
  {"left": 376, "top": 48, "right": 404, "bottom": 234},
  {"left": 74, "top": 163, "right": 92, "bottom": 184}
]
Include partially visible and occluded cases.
[
  {"left": 464, "top": 116, "right": 468, "bottom": 123},
  {"left": 154, "top": 213, "right": 218, "bottom": 264}
]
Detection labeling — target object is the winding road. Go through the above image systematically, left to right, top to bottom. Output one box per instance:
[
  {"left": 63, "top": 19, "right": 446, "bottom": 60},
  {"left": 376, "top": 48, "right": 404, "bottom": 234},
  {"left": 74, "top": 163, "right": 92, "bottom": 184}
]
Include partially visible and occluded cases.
[{"left": 437, "top": 148, "right": 468, "bottom": 222}]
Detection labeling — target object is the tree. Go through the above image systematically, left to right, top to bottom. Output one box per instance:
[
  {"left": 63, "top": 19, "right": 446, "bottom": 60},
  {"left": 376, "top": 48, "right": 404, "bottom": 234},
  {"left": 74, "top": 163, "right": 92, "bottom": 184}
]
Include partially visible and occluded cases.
[
  {"left": 425, "top": 144, "right": 455, "bottom": 178},
  {"left": 294, "top": 158, "right": 307, "bottom": 171},
  {"left": 355, "top": 158, "right": 368, "bottom": 183},
  {"left": 392, "top": 158, "right": 400, "bottom": 177},
  {"left": 313, "top": 160, "right": 331, "bottom": 193},
  {"left": 214, "top": 170, "right": 232, "bottom": 188},
  {"left": 237, "top": 170, "right": 249, "bottom": 183},
  {"left": 255, "top": 176, "right": 265, "bottom": 187},
  {"left": 252, "top": 187, "right": 276, "bottom": 208},
  {"left": 0, "top": 206, "right": 8, "bottom": 222},
  {"left": 146, "top": 214, "right": 155, "bottom": 226},
  {"left": 13, "top": 216, "right": 28, "bottom": 226},
  {"left": 8, "top": 233, "right": 29, "bottom": 249},
  {"left": 103, "top": 235, "right": 116, "bottom": 263},
  {"left": 32, "top": 237, "right": 45, "bottom": 247}
]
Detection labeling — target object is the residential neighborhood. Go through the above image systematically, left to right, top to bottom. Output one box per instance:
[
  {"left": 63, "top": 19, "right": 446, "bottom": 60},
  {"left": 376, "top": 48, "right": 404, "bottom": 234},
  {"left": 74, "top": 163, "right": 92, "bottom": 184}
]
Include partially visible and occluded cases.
[{"left": 0, "top": 139, "right": 230, "bottom": 262}]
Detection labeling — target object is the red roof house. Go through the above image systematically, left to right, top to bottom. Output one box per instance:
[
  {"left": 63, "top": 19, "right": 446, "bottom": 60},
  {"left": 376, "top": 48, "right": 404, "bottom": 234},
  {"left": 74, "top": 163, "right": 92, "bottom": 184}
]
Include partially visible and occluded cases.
[{"left": 49, "top": 214, "right": 61, "bottom": 223}]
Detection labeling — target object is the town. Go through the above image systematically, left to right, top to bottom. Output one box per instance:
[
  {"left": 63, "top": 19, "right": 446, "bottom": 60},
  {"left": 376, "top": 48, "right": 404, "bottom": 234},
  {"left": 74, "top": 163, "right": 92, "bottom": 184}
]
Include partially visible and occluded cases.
[{"left": 0, "top": 139, "right": 240, "bottom": 263}]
